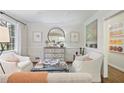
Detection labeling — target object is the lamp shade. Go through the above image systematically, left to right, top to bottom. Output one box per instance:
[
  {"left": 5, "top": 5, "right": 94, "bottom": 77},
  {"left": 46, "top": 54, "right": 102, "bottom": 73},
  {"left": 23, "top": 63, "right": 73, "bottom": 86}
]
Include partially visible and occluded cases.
[{"left": 0, "top": 26, "right": 10, "bottom": 42}]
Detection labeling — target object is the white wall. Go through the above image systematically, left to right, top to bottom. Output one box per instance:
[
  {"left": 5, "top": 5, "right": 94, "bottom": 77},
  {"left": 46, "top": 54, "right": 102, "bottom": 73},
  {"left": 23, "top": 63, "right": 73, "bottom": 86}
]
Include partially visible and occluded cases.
[
  {"left": 84, "top": 10, "right": 121, "bottom": 78},
  {"left": 27, "top": 22, "right": 84, "bottom": 61}
]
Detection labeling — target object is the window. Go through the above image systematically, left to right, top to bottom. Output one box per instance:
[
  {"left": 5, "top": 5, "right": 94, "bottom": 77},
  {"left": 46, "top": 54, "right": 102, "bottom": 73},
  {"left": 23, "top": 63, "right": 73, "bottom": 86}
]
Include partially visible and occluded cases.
[{"left": 0, "top": 19, "right": 15, "bottom": 50}]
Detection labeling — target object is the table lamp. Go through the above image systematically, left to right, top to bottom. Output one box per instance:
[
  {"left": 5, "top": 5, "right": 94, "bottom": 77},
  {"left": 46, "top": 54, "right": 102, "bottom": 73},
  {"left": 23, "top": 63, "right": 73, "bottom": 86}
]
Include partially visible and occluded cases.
[{"left": 0, "top": 26, "right": 10, "bottom": 74}]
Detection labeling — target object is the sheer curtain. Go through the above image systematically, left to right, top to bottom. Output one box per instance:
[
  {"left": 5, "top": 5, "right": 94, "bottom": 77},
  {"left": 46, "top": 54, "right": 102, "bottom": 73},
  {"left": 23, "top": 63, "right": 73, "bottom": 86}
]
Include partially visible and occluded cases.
[{"left": 16, "top": 23, "right": 28, "bottom": 56}]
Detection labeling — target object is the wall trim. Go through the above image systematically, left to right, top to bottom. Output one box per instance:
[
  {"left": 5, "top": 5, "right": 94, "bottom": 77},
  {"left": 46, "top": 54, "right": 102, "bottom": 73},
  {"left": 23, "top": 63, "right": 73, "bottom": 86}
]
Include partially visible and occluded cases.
[
  {"left": 104, "top": 10, "right": 124, "bottom": 20},
  {"left": 109, "top": 63, "right": 124, "bottom": 72}
]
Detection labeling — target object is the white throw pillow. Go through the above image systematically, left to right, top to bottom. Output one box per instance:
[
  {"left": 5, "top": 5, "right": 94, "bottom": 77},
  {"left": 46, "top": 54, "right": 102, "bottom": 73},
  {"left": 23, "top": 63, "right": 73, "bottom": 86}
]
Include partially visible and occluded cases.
[
  {"left": 0, "top": 54, "right": 20, "bottom": 63},
  {"left": 75, "top": 54, "right": 89, "bottom": 61},
  {"left": 83, "top": 57, "right": 93, "bottom": 61}
]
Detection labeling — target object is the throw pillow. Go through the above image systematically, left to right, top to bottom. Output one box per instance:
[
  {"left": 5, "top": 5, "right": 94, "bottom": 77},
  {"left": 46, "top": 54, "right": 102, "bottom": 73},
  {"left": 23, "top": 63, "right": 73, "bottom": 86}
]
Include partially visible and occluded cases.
[
  {"left": 1, "top": 54, "right": 20, "bottom": 63},
  {"left": 75, "top": 54, "right": 89, "bottom": 61},
  {"left": 83, "top": 57, "right": 93, "bottom": 61}
]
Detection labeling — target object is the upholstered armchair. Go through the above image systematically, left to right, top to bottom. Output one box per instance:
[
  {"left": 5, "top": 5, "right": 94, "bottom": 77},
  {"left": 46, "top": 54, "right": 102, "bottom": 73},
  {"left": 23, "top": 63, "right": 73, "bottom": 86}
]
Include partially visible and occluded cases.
[
  {"left": 0, "top": 51, "right": 33, "bottom": 74},
  {"left": 71, "top": 52, "right": 103, "bottom": 82}
]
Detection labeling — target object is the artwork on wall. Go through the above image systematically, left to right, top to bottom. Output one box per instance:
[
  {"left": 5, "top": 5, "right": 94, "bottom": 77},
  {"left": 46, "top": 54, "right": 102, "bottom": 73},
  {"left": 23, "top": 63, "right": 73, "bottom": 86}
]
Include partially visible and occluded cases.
[
  {"left": 86, "top": 20, "right": 97, "bottom": 48},
  {"left": 33, "top": 32, "right": 42, "bottom": 42},
  {"left": 70, "top": 32, "right": 79, "bottom": 43}
]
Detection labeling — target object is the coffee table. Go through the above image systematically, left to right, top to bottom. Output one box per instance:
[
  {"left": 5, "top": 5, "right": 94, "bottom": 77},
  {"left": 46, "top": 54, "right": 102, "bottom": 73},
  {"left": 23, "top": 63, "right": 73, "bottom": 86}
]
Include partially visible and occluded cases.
[
  {"left": 31, "top": 62, "right": 69, "bottom": 72},
  {"left": 31, "top": 66, "right": 69, "bottom": 72}
]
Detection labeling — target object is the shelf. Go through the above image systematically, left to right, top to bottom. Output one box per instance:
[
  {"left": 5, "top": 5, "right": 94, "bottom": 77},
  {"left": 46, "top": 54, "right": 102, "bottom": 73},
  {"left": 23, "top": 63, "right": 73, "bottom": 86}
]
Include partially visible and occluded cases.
[
  {"left": 111, "top": 34, "right": 124, "bottom": 37},
  {"left": 110, "top": 38, "right": 124, "bottom": 40},
  {"left": 109, "top": 44, "right": 124, "bottom": 47},
  {"left": 109, "top": 50, "right": 124, "bottom": 54}
]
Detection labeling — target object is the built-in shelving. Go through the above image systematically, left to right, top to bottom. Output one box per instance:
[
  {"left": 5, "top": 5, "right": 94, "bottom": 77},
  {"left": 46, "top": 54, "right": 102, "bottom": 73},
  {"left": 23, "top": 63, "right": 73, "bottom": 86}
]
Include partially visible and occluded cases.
[{"left": 109, "top": 22, "right": 124, "bottom": 54}]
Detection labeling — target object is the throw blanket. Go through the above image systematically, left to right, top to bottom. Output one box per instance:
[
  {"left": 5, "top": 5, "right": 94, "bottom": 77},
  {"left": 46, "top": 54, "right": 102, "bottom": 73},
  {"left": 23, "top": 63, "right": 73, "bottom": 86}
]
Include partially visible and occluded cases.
[
  {"left": 0, "top": 72, "right": 92, "bottom": 83},
  {"left": 7, "top": 72, "right": 48, "bottom": 83}
]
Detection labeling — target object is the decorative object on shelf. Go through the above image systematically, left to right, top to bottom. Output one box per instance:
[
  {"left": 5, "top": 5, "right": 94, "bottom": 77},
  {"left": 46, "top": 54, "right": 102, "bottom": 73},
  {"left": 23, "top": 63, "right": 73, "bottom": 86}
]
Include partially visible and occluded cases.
[
  {"left": 86, "top": 20, "right": 97, "bottom": 48},
  {"left": 0, "top": 26, "right": 10, "bottom": 74},
  {"left": 33, "top": 32, "right": 42, "bottom": 42},
  {"left": 70, "top": 32, "right": 79, "bottom": 43},
  {"left": 45, "top": 40, "right": 49, "bottom": 47},
  {"left": 60, "top": 43, "right": 64, "bottom": 47},
  {"left": 109, "top": 46, "right": 123, "bottom": 52},
  {"left": 109, "top": 46, "right": 113, "bottom": 50},
  {"left": 113, "top": 46, "right": 117, "bottom": 51},
  {"left": 79, "top": 47, "right": 85, "bottom": 55},
  {"left": 80, "top": 47, "right": 82, "bottom": 55},
  {"left": 118, "top": 47, "right": 123, "bottom": 52},
  {"left": 82, "top": 48, "right": 85, "bottom": 55},
  {"left": 75, "top": 51, "right": 78, "bottom": 56}
]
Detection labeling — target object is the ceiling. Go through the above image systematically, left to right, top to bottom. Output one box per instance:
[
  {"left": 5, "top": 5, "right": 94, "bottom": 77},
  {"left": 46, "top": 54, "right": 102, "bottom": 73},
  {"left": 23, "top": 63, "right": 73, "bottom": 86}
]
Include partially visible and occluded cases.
[{"left": 5, "top": 10, "right": 97, "bottom": 24}]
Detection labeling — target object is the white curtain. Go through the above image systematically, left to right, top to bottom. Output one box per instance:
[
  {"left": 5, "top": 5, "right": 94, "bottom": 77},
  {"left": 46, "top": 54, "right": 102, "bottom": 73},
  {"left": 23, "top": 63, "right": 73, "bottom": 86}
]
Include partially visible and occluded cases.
[{"left": 16, "top": 23, "right": 28, "bottom": 56}]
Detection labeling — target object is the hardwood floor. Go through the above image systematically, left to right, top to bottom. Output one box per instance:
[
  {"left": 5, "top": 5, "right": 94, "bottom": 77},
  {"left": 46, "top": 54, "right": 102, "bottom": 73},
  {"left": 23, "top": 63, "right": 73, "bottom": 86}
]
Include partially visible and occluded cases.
[
  {"left": 32, "top": 62, "right": 124, "bottom": 83},
  {"left": 103, "top": 65, "right": 124, "bottom": 83}
]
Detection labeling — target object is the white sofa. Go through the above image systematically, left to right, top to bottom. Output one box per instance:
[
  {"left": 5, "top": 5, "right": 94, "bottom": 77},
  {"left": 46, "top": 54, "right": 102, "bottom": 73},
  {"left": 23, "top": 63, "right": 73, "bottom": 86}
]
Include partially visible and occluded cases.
[
  {"left": 0, "top": 51, "right": 33, "bottom": 74},
  {"left": 71, "top": 52, "right": 103, "bottom": 82},
  {"left": 0, "top": 73, "right": 92, "bottom": 83}
]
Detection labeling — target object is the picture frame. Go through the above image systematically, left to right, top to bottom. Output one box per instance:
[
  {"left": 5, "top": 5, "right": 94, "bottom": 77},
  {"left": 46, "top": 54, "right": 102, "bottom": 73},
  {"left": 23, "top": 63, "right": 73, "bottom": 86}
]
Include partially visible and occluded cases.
[
  {"left": 86, "top": 19, "right": 97, "bottom": 48},
  {"left": 33, "top": 32, "right": 42, "bottom": 42},
  {"left": 70, "top": 32, "right": 79, "bottom": 43}
]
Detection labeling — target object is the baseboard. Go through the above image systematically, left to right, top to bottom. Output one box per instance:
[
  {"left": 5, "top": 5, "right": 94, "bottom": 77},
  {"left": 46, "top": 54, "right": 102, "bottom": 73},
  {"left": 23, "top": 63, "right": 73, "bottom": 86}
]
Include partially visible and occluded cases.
[{"left": 109, "top": 63, "right": 124, "bottom": 72}]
